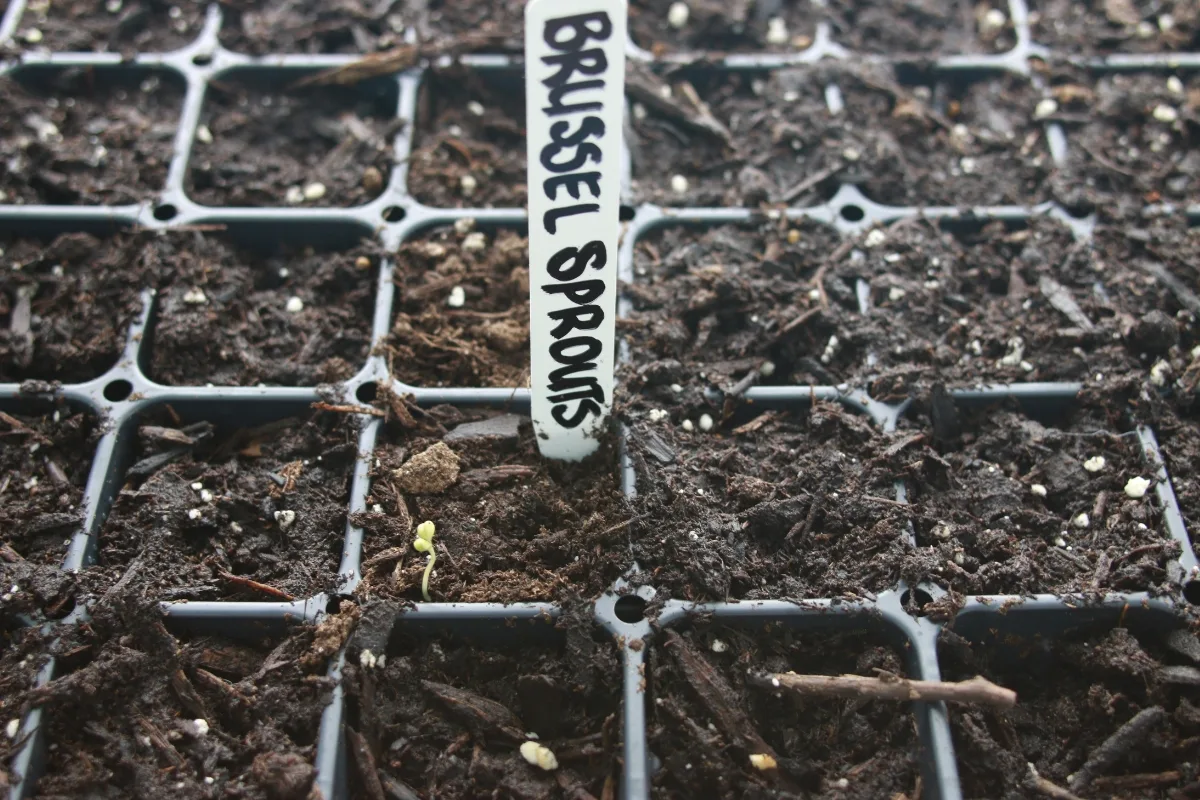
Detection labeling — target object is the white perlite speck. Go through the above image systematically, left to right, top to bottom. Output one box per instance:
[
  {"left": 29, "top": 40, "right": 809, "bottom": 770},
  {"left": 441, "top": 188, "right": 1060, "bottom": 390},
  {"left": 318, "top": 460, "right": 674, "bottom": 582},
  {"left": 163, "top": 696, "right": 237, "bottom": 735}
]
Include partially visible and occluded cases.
[
  {"left": 667, "top": 1, "right": 689, "bottom": 28},
  {"left": 980, "top": 7, "right": 1007, "bottom": 32},
  {"left": 765, "top": 17, "right": 788, "bottom": 45},
  {"left": 23, "top": 28, "right": 43, "bottom": 44},
  {"left": 1168, "top": 76, "right": 1184, "bottom": 95},
  {"left": 1034, "top": 98, "right": 1058, "bottom": 119},
  {"left": 466, "top": 100, "right": 485, "bottom": 116},
  {"left": 1152, "top": 104, "right": 1179, "bottom": 123},
  {"left": 195, "top": 124, "right": 213, "bottom": 144},
  {"left": 460, "top": 174, "right": 478, "bottom": 197},
  {"left": 670, "top": 174, "right": 690, "bottom": 194},
  {"left": 303, "top": 182, "right": 326, "bottom": 201},
  {"left": 285, "top": 186, "right": 304, "bottom": 205},
  {"left": 454, "top": 217, "right": 476, "bottom": 235},
  {"left": 864, "top": 229, "right": 886, "bottom": 248},
  {"left": 462, "top": 232, "right": 487, "bottom": 252},
  {"left": 447, "top": 286, "right": 466, "bottom": 308},
  {"left": 182, "top": 288, "right": 207, "bottom": 305},
  {"left": 285, "top": 296, "right": 304, "bottom": 313},
  {"left": 820, "top": 334, "right": 839, "bottom": 364},
  {"left": 998, "top": 336, "right": 1025, "bottom": 367},
  {"left": 1150, "top": 359, "right": 1171, "bottom": 387},
  {"left": 759, "top": 360, "right": 776, "bottom": 377},
  {"left": 649, "top": 409, "right": 668, "bottom": 423},
  {"left": 698, "top": 413, "right": 714, "bottom": 432},
  {"left": 681, "top": 419, "right": 694, "bottom": 432},
  {"left": 1083, "top": 456, "right": 1106, "bottom": 472},
  {"left": 1124, "top": 476, "right": 1152, "bottom": 499},
  {"left": 191, "top": 482, "right": 204, "bottom": 491},
  {"left": 1031, "top": 484, "right": 1048, "bottom": 497},
  {"left": 200, "top": 489, "right": 214, "bottom": 503},
  {"left": 187, "top": 508, "right": 203, "bottom": 520},
  {"left": 274, "top": 509, "right": 296, "bottom": 531},
  {"left": 1073, "top": 512, "right": 1090, "bottom": 529},
  {"left": 710, "top": 639, "right": 728, "bottom": 653},
  {"left": 360, "top": 649, "right": 378, "bottom": 669},
  {"left": 6, "top": 719, "right": 19, "bottom": 739},
  {"left": 192, "top": 719, "right": 209, "bottom": 737},
  {"left": 520, "top": 741, "right": 558, "bottom": 771}
]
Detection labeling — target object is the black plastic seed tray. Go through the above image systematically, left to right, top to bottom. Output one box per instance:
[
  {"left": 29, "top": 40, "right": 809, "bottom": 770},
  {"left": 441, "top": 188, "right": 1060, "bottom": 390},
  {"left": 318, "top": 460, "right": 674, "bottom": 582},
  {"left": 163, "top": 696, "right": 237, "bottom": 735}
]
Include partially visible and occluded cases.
[{"left": 3, "top": 0, "right": 1200, "bottom": 797}]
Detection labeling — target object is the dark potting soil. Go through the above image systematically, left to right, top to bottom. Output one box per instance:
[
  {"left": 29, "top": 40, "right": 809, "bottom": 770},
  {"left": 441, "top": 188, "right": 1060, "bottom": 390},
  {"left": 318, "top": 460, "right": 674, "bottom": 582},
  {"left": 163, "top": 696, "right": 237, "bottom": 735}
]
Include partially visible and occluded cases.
[
  {"left": 21, "top": 0, "right": 207, "bottom": 54},
  {"left": 628, "top": 0, "right": 818, "bottom": 55},
  {"left": 1030, "top": 0, "right": 1199, "bottom": 54},
  {"left": 408, "top": 67, "right": 526, "bottom": 209},
  {"left": 629, "top": 67, "right": 1051, "bottom": 209},
  {"left": 0, "top": 70, "right": 182, "bottom": 206},
  {"left": 1048, "top": 71, "right": 1200, "bottom": 215},
  {"left": 186, "top": 76, "right": 395, "bottom": 208},
  {"left": 385, "top": 227, "right": 530, "bottom": 388},
  {"left": 0, "top": 233, "right": 150, "bottom": 385},
  {"left": 147, "top": 234, "right": 379, "bottom": 387},
  {"left": 896, "top": 398, "right": 1174, "bottom": 598},
  {"left": 623, "top": 402, "right": 906, "bottom": 602},
  {"left": 0, "top": 406, "right": 93, "bottom": 628},
  {"left": 95, "top": 409, "right": 358, "bottom": 602},
  {"left": 356, "top": 410, "right": 629, "bottom": 604},
  {"left": 26, "top": 602, "right": 332, "bottom": 800},
  {"left": 343, "top": 609, "right": 621, "bottom": 800},
  {"left": 649, "top": 624, "right": 919, "bottom": 799},
  {"left": 939, "top": 624, "right": 1200, "bottom": 799}
]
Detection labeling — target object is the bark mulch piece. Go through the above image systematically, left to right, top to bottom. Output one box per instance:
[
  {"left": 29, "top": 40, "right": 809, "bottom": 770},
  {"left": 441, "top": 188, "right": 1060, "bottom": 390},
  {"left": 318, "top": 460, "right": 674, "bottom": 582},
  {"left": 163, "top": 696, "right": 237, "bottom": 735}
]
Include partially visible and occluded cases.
[
  {"left": 21, "top": 0, "right": 207, "bottom": 54},
  {"left": 1030, "top": 0, "right": 1199, "bottom": 54},
  {"left": 0, "top": 69, "right": 182, "bottom": 206},
  {"left": 187, "top": 74, "right": 396, "bottom": 208},
  {"left": 385, "top": 227, "right": 530, "bottom": 388}
]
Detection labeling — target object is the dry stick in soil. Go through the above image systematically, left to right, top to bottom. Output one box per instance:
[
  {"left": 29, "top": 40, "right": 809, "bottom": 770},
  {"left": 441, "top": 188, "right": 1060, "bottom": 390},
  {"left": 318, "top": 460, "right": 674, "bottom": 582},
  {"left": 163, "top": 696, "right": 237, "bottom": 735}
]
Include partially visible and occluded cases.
[
  {"left": 749, "top": 672, "right": 1017, "bottom": 708},
  {"left": 1068, "top": 706, "right": 1167, "bottom": 792},
  {"left": 1028, "top": 765, "right": 1085, "bottom": 800}
]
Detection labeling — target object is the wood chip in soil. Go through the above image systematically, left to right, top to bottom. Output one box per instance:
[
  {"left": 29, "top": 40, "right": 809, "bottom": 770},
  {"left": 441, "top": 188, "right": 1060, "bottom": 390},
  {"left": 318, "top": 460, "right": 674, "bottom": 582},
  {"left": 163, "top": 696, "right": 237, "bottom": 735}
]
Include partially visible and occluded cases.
[
  {"left": 408, "top": 66, "right": 526, "bottom": 209},
  {"left": 0, "top": 70, "right": 182, "bottom": 205},
  {"left": 187, "top": 77, "right": 395, "bottom": 208},
  {"left": 385, "top": 227, "right": 530, "bottom": 388},
  {"left": 0, "top": 233, "right": 152, "bottom": 384},
  {"left": 148, "top": 234, "right": 381, "bottom": 387},
  {"left": 96, "top": 409, "right": 359, "bottom": 601},
  {"left": 359, "top": 412, "right": 629, "bottom": 604},
  {"left": 939, "top": 623, "right": 1200, "bottom": 799},
  {"left": 652, "top": 624, "right": 920, "bottom": 799}
]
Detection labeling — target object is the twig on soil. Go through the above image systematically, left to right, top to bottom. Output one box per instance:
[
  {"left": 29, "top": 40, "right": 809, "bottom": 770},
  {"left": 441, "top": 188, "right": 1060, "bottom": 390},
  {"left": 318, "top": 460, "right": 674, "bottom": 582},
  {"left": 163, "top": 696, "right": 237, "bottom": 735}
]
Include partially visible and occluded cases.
[
  {"left": 292, "top": 44, "right": 420, "bottom": 88},
  {"left": 625, "top": 63, "right": 735, "bottom": 149},
  {"left": 776, "top": 162, "right": 847, "bottom": 204},
  {"left": 1136, "top": 260, "right": 1200, "bottom": 315},
  {"left": 1039, "top": 276, "right": 1094, "bottom": 331},
  {"left": 773, "top": 307, "right": 822, "bottom": 343},
  {"left": 312, "top": 401, "right": 388, "bottom": 417},
  {"left": 863, "top": 495, "right": 911, "bottom": 508},
  {"left": 0, "top": 543, "right": 24, "bottom": 563},
  {"left": 217, "top": 571, "right": 296, "bottom": 601},
  {"left": 749, "top": 671, "right": 1016, "bottom": 708},
  {"left": 421, "top": 680, "right": 526, "bottom": 741},
  {"left": 1068, "top": 706, "right": 1167, "bottom": 792},
  {"left": 136, "top": 716, "right": 184, "bottom": 768},
  {"left": 347, "top": 727, "right": 387, "bottom": 800},
  {"left": 1028, "top": 765, "right": 1085, "bottom": 800},
  {"left": 379, "top": 771, "right": 422, "bottom": 800},
  {"left": 1092, "top": 772, "right": 1181, "bottom": 792}
]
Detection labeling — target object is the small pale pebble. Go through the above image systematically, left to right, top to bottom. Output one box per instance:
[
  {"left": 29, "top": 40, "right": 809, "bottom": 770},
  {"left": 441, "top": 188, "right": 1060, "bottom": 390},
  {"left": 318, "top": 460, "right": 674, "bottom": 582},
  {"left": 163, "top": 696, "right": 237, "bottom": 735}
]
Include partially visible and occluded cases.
[
  {"left": 667, "top": 1, "right": 689, "bottom": 29},
  {"left": 765, "top": 17, "right": 788, "bottom": 45},
  {"left": 23, "top": 28, "right": 44, "bottom": 44},
  {"left": 1168, "top": 76, "right": 1185, "bottom": 95},
  {"left": 1033, "top": 97, "right": 1058, "bottom": 119},
  {"left": 467, "top": 100, "right": 485, "bottom": 116},
  {"left": 1153, "top": 104, "right": 1179, "bottom": 123},
  {"left": 195, "top": 124, "right": 213, "bottom": 144},
  {"left": 841, "top": 146, "right": 861, "bottom": 162},
  {"left": 460, "top": 173, "right": 478, "bottom": 197},
  {"left": 670, "top": 174, "right": 689, "bottom": 194},
  {"left": 303, "top": 182, "right": 326, "bottom": 201},
  {"left": 285, "top": 185, "right": 304, "bottom": 205},
  {"left": 454, "top": 217, "right": 476, "bottom": 235},
  {"left": 864, "top": 229, "right": 886, "bottom": 248},
  {"left": 462, "top": 232, "right": 487, "bottom": 252},
  {"left": 447, "top": 286, "right": 466, "bottom": 308},
  {"left": 888, "top": 286, "right": 906, "bottom": 302},
  {"left": 183, "top": 287, "right": 207, "bottom": 305},
  {"left": 809, "top": 288, "right": 821, "bottom": 301},
  {"left": 285, "top": 296, "right": 304, "bottom": 313},
  {"left": 759, "top": 360, "right": 776, "bottom": 377},
  {"left": 698, "top": 413, "right": 714, "bottom": 432},
  {"left": 681, "top": 419, "right": 694, "bottom": 432},
  {"left": 1083, "top": 455, "right": 1106, "bottom": 472},
  {"left": 1124, "top": 476, "right": 1152, "bottom": 499},
  {"left": 191, "top": 482, "right": 204, "bottom": 491},
  {"left": 1031, "top": 484, "right": 1048, "bottom": 497},
  {"left": 200, "top": 489, "right": 214, "bottom": 503},
  {"left": 188, "top": 508, "right": 203, "bottom": 520},
  {"left": 274, "top": 509, "right": 296, "bottom": 531},
  {"left": 1073, "top": 512, "right": 1090, "bottom": 529},
  {"left": 230, "top": 522, "right": 243, "bottom": 533},
  {"left": 1054, "top": 536, "right": 1067, "bottom": 547},
  {"left": 710, "top": 639, "right": 728, "bottom": 653},
  {"left": 6, "top": 719, "right": 19, "bottom": 739},
  {"left": 193, "top": 719, "right": 209, "bottom": 737},
  {"left": 204, "top": 777, "right": 214, "bottom": 785},
  {"left": 834, "top": 778, "right": 850, "bottom": 790}
]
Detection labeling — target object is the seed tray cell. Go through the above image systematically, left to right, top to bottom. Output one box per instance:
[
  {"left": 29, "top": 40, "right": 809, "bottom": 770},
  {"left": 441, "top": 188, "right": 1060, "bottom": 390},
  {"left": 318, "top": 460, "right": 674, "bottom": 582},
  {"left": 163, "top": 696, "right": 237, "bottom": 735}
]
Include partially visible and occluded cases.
[
  {"left": 4, "top": 0, "right": 1200, "bottom": 796},
  {"left": 25, "top": 0, "right": 208, "bottom": 54}
]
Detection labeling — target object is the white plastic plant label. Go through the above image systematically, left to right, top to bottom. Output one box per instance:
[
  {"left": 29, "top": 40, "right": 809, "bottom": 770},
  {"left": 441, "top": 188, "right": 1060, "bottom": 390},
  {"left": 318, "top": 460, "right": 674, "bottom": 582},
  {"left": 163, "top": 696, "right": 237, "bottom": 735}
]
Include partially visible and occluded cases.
[{"left": 525, "top": 0, "right": 627, "bottom": 461}]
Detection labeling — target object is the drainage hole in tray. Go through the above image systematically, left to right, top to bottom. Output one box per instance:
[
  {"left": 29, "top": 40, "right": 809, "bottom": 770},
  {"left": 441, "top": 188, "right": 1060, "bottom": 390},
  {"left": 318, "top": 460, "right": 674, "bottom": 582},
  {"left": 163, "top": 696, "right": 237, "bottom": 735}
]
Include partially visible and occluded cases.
[
  {"left": 152, "top": 204, "right": 178, "bottom": 221},
  {"left": 840, "top": 204, "right": 865, "bottom": 222},
  {"left": 382, "top": 206, "right": 405, "bottom": 222},
  {"left": 103, "top": 379, "right": 133, "bottom": 402},
  {"left": 356, "top": 381, "right": 378, "bottom": 403},
  {"left": 1185, "top": 580, "right": 1200, "bottom": 605},
  {"left": 900, "top": 588, "right": 934, "bottom": 613},
  {"left": 614, "top": 594, "right": 648, "bottom": 624}
]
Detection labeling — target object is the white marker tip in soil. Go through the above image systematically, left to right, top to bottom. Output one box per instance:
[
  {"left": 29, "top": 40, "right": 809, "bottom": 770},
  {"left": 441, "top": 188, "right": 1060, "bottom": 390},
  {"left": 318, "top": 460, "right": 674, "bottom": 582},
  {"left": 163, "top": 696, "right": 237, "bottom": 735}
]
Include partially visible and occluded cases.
[
  {"left": 526, "top": 0, "right": 626, "bottom": 460},
  {"left": 1083, "top": 455, "right": 1106, "bottom": 472},
  {"left": 1124, "top": 476, "right": 1152, "bottom": 499},
  {"left": 520, "top": 741, "right": 559, "bottom": 771}
]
